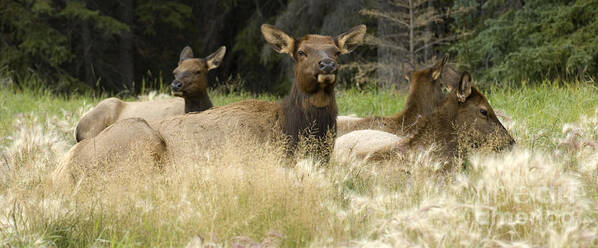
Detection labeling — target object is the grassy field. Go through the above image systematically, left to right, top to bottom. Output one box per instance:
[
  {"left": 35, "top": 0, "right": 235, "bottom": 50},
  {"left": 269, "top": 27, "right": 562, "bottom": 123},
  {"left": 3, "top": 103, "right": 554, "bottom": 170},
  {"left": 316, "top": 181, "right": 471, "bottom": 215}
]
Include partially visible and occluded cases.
[{"left": 1, "top": 81, "right": 598, "bottom": 247}]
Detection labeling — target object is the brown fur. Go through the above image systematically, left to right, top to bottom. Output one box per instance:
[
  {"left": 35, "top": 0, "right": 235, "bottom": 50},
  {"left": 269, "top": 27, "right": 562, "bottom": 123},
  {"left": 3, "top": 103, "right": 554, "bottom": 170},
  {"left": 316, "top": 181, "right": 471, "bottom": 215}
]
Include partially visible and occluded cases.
[
  {"left": 55, "top": 24, "right": 367, "bottom": 185},
  {"left": 260, "top": 24, "right": 365, "bottom": 158},
  {"left": 152, "top": 25, "right": 366, "bottom": 160},
  {"left": 74, "top": 46, "right": 226, "bottom": 142},
  {"left": 336, "top": 58, "right": 460, "bottom": 136},
  {"left": 334, "top": 72, "right": 515, "bottom": 162},
  {"left": 406, "top": 74, "right": 515, "bottom": 158},
  {"left": 147, "top": 100, "right": 281, "bottom": 161},
  {"left": 53, "top": 118, "right": 166, "bottom": 187}
]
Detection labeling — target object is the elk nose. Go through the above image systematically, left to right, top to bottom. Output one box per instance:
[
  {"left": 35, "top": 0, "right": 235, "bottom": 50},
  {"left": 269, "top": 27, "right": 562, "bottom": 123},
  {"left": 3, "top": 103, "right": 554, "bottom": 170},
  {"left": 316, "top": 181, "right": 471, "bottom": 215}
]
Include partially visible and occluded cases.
[
  {"left": 318, "top": 59, "right": 337, "bottom": 74},
  {"left": 170, "top": 80, "right": 183, "bottom": 91}
]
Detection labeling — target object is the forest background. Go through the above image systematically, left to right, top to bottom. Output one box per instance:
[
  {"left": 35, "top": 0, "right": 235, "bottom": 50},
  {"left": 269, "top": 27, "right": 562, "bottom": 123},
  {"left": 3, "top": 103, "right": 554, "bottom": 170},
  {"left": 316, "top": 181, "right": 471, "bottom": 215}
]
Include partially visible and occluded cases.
[{"left": 1, "top": 0, "right": 597, "bottom": 95}]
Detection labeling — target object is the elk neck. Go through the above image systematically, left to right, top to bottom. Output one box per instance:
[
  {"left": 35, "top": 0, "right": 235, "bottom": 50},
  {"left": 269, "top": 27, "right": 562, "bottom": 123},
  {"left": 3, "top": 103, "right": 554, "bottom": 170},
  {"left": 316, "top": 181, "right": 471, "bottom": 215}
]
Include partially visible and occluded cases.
[
  {"left": 280, "top": 80, "right": 338, "bottom": 147},
  {"left": 184, "top": 90, "right": 213, "bottom": 113},
  {"left": 390, "top": 99, "right": 423, "bottom": 134},
  {"left": 404, "top": 109, "right": 458, "bottom": 157}
]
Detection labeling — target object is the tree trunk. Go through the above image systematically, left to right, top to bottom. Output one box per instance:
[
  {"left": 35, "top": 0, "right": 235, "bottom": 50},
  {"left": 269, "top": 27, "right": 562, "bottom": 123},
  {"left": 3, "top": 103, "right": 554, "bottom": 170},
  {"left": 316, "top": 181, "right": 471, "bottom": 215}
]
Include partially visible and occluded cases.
[
  {"left": 119, "top": 0, "right": 134, "bottom": 93},
  {"left": 376, "top": 0, "right": 402, "bottom": 87},
  {"left": 409, "top": 0, "right": 415, "bottom": 70},
  {"left": 424, "top": 0, "right": 432, "bottom": 63},
  {"left": 82, "top": 20, "right": 94, "bottom": 89}
]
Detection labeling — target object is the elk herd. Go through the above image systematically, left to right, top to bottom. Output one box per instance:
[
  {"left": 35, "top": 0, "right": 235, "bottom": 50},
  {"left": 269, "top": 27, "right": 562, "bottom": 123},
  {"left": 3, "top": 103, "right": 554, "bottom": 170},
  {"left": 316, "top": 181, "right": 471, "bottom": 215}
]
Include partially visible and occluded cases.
[{"left": 52, "top": 24, "right": 515, "bottom": 186}]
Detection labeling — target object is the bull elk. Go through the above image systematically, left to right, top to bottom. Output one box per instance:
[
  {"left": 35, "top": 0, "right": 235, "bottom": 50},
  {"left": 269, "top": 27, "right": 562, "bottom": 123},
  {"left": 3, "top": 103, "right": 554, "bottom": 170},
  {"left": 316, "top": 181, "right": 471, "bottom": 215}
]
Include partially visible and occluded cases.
[{"left": 74, "top": 46, "right": 226, "bottom": 142}]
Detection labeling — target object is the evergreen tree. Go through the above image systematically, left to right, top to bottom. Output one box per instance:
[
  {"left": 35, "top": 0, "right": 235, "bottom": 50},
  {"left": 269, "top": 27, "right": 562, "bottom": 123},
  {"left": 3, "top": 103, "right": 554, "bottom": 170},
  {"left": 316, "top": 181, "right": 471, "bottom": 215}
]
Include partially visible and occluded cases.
[
  {"left": 0, "top": 0, "right": 126, "bottom": 91},
  {"left": 450, "top": 0, "right": 598, "bottom": 83}
]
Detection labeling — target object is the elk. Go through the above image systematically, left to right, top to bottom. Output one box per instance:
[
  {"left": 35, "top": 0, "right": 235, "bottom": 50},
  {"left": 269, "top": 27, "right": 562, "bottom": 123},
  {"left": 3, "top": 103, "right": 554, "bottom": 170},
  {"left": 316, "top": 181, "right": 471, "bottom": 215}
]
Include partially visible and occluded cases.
[
  {"left": 53, "top": 24, "right": 367, "bottom": 186},
  {"left": 156, "top": 24, "right": 366, "bottom": 160},
  {"left": 74, "top": 46, "right": 226, "bottom": 142},
  {"left": 336, "top": 57, "right": 460, "bottom": 136},
  {"left": 333, "top": 72, "right": 515, "bottom": 161},
  {"left": 52, "top": 118, "right": 167, "bottom": 188}
]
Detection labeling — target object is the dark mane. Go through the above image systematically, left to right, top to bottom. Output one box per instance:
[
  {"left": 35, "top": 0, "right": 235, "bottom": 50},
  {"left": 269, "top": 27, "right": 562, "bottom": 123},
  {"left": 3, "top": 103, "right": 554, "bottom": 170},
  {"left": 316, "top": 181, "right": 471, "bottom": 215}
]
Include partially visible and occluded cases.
[
  {"left": 260, "top": 23, "right": 366, "bottom": 159},
  {"left": 280, "top": 81, "right": 338, "bottom": 158},
  {"left": 184, "top": 91, "right": 213, "bottom": 113}
]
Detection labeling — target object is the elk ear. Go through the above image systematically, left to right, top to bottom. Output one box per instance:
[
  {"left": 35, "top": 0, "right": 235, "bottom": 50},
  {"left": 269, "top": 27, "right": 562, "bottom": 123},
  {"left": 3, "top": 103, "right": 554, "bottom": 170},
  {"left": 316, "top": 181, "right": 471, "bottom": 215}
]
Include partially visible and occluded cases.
[
  {"left": 261, "top": 24, "right": 295, "bottom": 55},
  {"left": 336, "top": 24, "right": 367, "bottom": 55},
  {"left": 179, "top": 46, "right": 194, "bottom": 64},
  {"left": 205, "top": 46, "right": 226, "bottom": 70},
  {"left": 431, "top": 55, "right": 448, "bottom": 80},
  {"left": 401, "top": 62, "right": 415, "bottom": 81},
  {"left": 456, "top": 72, "right": 472, "bottom": 102}
]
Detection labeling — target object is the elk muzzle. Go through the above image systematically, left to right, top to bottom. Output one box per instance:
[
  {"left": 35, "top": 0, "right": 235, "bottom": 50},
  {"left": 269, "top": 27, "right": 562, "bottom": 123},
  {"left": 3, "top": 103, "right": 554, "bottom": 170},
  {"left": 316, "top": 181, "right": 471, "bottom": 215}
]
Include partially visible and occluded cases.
[
  {"left": 317, "top": 58, "right": 337, "bottom": 85},
  {"left": 318, "top": 59, "right": 337, "bottom": 74},
  {"left": 171, "top": 80, "right": 184, "bottom": 96},
  {"left": 494, "top": 132, "right": 516, "bottom": 152}
]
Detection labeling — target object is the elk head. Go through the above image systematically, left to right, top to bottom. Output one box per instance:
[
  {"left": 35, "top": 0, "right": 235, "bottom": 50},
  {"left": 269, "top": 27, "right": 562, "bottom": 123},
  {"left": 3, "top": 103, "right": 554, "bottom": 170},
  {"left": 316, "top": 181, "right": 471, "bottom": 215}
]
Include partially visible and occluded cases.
[
  {"left": 261, "top": 24, "right": 366, "bottom": 108},
  {"left": 171, "top": 46, "right": 226, "bottom": 98},
  {"left": 403, "top": 56, "right": 451, "bottom": 115},
  {"left": 443, "top": 72, "right": 516, "bottom": 153}
]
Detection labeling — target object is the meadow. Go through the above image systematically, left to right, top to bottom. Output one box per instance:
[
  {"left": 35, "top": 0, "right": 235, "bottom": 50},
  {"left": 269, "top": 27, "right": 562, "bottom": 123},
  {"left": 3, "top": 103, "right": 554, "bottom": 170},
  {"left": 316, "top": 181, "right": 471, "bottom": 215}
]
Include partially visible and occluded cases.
[{"left": 1, "top": 81, "right": 598, "bottom": 247}]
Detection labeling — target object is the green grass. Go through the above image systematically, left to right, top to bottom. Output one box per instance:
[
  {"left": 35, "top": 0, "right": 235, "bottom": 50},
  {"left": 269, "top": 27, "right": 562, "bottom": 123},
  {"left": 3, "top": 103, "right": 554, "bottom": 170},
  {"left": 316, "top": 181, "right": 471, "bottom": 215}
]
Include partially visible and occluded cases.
[
  {"left": 1, "top": 81, "right": 598, "bottom": 247},
  {"left": 4, "top": 82, "right": 595, "bottom": 148},
  {"left": 487, "top": 82, "right": 598, "bottom": 148},
  {"left": 0, "top": 88, "right": 93, "bottom": 145},
  {"left": 0, "top": 88, "right": 277, "bottom": 147},
  {"left": 337, "top": 88, "right": 406, "bottom": 116}
]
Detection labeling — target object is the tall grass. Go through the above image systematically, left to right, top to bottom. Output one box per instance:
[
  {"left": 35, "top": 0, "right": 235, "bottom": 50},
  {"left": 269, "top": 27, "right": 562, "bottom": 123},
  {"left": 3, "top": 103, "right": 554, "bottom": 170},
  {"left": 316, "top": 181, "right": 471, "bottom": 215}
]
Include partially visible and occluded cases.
[{"left": 1, "top": 81, "right": 598, "bottom": 247}]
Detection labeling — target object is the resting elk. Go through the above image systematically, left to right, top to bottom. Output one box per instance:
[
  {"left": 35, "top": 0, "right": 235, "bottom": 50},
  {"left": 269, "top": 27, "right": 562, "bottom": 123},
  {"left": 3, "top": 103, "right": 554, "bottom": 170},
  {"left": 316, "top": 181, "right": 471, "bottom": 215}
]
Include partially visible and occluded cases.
[
  {"left": 53, "top": 24, "right": 367, "bottom": 187},
  {"left": 74, "top": 46, "right": 226, "bottom": 142},
  {"left": 336, "top": 57, "right": 461, "bottom": 136},
  {"left": 333, "top": 72, "right": 516, "bottom": 161}
]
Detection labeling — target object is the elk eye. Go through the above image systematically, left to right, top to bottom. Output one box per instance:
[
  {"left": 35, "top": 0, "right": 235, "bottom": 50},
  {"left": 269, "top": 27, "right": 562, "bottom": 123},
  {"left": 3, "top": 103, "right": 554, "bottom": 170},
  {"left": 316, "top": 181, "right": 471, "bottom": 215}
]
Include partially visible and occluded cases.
[
  {"left": 298, "top": 50, "right": 306, "bottom": 57},
  {"left": 335, "top": 51, "right": 341, "bottom": 57},
  {"left": 194, "top": 70, "right": 201, "bottom": 75},
  {"left": 480, "top": 109, "right": 488, "bottom": 117}
]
